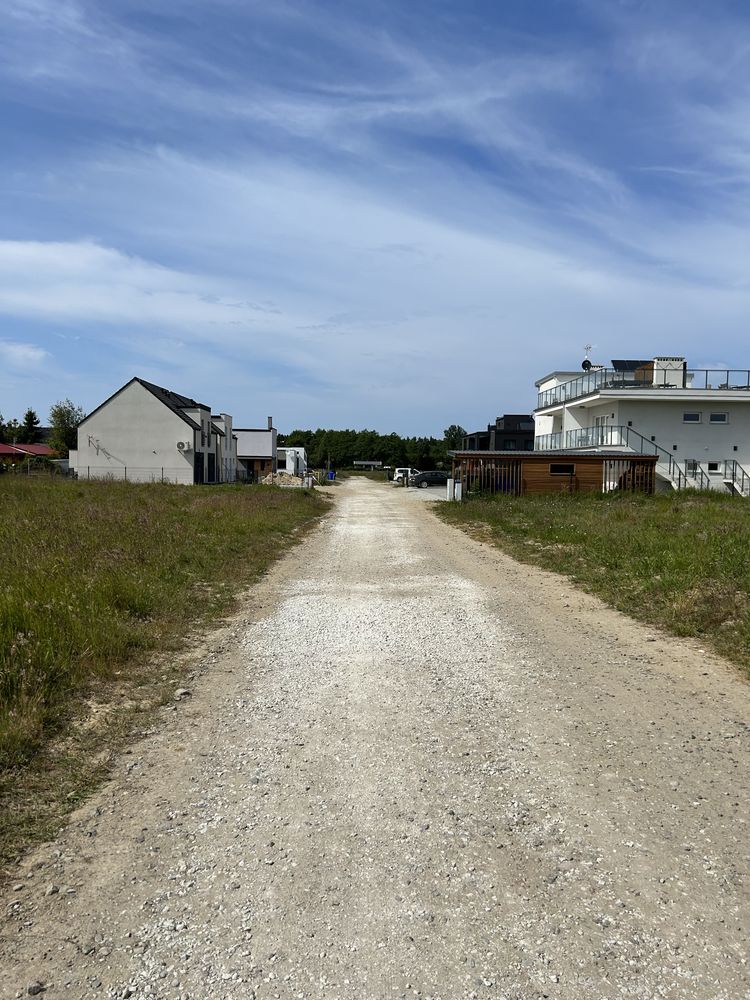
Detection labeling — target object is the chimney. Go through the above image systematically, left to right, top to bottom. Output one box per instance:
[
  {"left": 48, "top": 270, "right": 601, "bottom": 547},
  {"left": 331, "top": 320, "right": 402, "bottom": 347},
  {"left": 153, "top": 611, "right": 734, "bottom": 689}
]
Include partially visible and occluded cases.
[{"left": 267, "top": 416, "right": 273, "bottom": 430}]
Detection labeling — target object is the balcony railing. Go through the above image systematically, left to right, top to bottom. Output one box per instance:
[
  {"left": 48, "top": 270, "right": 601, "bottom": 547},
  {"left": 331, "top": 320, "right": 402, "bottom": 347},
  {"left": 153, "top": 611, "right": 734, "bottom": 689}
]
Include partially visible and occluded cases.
[
  {"left": 537, "top": 368, "right": 750, "bottom": 410},
  {"left": 536, "top": 425, "right": 688, "bottom": 489},
  {"left": 566, "top": 427, "right": 627, "bottom": 449},
  {"left": 534, "top": 432, "right": 564, "bottom": 451}
]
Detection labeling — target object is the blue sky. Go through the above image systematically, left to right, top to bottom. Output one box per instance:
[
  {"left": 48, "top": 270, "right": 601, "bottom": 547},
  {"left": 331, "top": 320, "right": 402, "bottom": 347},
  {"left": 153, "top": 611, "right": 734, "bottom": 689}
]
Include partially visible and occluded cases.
[{"left": 2, "top": 0, "right": 750, "bottom": 435}]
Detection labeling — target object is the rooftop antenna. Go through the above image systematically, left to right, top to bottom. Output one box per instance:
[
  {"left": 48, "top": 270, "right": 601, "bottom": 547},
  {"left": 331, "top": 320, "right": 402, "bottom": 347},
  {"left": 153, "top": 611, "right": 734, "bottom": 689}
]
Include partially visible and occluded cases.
[{"left": 582, "top": 342, "right": 597, "bottom": 372}]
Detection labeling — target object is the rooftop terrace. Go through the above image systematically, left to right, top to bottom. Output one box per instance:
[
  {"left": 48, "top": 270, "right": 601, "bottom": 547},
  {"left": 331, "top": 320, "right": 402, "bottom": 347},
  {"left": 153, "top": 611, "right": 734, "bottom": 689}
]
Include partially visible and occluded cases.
[{"left": 537, "top": 367, "right": 750, "bottom": 410}]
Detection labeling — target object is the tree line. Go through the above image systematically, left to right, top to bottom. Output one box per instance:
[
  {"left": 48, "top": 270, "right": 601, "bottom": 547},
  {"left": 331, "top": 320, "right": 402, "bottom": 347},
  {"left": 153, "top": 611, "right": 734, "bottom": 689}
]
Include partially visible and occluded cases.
[
  {"left": 0, "top": 400, "right": 86, "bottom": 456},
  {"left": 279, "top": 425, "right": 466, "bottom": 470}
]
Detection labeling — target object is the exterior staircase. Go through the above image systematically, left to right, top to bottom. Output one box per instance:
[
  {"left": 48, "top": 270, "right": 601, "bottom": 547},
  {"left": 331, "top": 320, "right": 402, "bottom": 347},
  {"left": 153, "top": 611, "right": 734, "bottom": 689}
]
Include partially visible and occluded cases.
[
  {"left": 541, "top": 425, "right": 750, "bottom": 496},
  {"left": 722, "top": 460, "right": 750, "bottom": 497}
]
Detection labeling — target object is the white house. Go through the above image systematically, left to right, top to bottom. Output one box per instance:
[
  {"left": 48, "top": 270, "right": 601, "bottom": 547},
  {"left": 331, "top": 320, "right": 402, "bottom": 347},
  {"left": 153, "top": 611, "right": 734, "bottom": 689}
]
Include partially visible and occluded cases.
[
  {"left": 534, "top": 355, "right": 750, "bottom": 493},
  {"left": 69, "top": 377, "right": 237, "bottom": 485},
  {"left": 235, "top": 419, "right": 277, "bottom": 482},
  {"left": 277, "top": 446, "right": 307, "bottom": 477}
]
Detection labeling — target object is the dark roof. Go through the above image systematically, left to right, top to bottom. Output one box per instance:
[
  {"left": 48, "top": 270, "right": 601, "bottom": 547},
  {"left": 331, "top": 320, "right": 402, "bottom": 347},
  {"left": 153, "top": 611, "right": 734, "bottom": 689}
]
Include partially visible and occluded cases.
[
  {"left": 79, "top": 377, "right": 209, "bottom": 431},
  {"left": 137, "top": 379, "right": 209, "bottom": 428}
]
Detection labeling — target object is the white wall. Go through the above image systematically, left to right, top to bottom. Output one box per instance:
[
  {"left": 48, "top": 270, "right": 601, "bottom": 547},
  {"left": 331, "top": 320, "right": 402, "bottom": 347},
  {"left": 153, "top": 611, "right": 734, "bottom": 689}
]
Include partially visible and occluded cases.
[
  {"left": 72, "top": 381, "right": 196, "bottom": 484},
  {"left": 554, "top": 394, "right": 750, "bottom": 475},
  {"left": 617, "top": 398, "right": 750, "bottom": 466},
  {"left": 235, "top": 428, "right": 277, "bottom": 460},
  {"left": 279, "top": 447, "right": 307, "bottom": 476}
]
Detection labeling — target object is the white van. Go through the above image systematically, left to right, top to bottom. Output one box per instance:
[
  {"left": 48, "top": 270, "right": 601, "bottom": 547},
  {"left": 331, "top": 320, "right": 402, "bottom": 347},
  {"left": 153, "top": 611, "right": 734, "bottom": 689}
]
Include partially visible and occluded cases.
[{"left": 392, "top": 467, "right": 420, "bottom": 483}]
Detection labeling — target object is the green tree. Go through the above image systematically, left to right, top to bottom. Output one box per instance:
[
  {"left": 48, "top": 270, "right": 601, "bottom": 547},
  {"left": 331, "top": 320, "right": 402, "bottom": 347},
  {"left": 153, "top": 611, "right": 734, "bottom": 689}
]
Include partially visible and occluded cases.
[
  {"left": 48, "top": 399, "right": 86, "bottom": 456},
  {"left": 18, "top": 408, "right": 40, "bottom": 444},
  {"left": 0, "top": 414, "right": 5, "bottom": 444},
  {"left": 5, "top": 418, "right": 20, "bottom": 444},
  {"left": 443, "top": 424, "right": 467, "bottom": 450}
]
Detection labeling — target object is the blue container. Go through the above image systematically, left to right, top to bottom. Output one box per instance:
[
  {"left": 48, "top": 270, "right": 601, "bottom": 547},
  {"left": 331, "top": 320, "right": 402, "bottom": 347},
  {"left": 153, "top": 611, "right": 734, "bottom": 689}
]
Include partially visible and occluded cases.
[{"left": 327, "top": 471, "right": 336, "bottom": 480}]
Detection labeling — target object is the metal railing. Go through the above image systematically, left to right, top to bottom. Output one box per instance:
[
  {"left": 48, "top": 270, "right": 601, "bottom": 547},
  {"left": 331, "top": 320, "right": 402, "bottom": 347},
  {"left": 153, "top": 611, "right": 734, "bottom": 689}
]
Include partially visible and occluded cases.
[
  {"left": 537, "top": 367, "right": 750, "bottom": 410},
  {"left": 556, "top": 425, "right": 687, "bottom": 490},
  {"left": 566, "top": 427, "right": 627, "bottom": 449},
  {"left": 534, "top": 432, "right": 564, "bottom": 451},
  {"left": 683, "top": 460, "right": 711, "bottom": 491},
  {"left": 723, "top": 460, "right": 750, "bottom": 497},
  {"left": 73, "top": 466, "right": 237, "bottom": 484}
]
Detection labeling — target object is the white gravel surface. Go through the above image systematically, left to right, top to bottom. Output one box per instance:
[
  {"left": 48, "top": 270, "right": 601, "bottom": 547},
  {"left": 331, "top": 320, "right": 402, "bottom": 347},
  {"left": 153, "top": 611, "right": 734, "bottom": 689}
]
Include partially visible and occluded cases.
[{"left": 1, "top": 478, "right": 748, "bottom": 1000}]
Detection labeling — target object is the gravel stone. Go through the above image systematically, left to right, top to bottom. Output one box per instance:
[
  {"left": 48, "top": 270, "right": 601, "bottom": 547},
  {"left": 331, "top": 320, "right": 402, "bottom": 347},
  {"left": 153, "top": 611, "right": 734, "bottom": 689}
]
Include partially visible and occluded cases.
[{"left": 0, "top": 479, "right": 748, "bottom": 1000}]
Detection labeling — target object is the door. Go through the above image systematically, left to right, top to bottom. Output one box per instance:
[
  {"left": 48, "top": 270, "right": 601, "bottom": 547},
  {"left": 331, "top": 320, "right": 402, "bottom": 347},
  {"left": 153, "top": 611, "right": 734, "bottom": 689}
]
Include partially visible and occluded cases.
[
  {"left": 194, "top": 453, "right": 204, "bottom": 484},
  {"left": 207, "top": 453, "right": 216, "bottom": 483}
]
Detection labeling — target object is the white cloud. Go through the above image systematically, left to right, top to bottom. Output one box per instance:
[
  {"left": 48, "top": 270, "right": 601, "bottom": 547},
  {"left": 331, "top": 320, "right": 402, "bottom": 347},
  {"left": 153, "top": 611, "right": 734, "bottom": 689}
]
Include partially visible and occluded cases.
[{"left": 0, "top": 339, "right": 49, "bottom": 368}]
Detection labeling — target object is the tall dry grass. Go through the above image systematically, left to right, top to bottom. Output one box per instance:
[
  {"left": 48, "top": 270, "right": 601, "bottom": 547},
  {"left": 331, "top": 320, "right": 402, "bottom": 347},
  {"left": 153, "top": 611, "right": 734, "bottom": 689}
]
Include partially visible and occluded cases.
[{"left": 0, "top": 478, "right": 327, "bottom": 768}]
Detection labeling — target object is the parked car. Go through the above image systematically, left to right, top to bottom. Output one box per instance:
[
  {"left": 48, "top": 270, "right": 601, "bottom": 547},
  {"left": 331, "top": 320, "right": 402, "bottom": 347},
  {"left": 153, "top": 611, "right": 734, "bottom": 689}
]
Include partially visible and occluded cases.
[
  {"left": 392, "top": 467, "right": 421, "bottom": 483},
  {"left": 411, "top": 470, "right": 449, "bottom": 488}
]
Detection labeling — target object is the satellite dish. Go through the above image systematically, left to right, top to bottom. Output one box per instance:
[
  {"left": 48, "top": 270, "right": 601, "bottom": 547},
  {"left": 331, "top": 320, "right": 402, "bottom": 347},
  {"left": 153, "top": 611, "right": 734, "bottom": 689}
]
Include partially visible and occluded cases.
[{"left": 582, "top": 359, "right": 592, "bottom": 371}]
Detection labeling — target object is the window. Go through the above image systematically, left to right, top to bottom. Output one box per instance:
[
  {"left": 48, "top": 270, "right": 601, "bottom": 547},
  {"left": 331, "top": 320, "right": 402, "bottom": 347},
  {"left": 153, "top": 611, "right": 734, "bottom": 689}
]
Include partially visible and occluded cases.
[
  {"left": 682, "top": 412, "right": 701, "bottom": 423},
  {"left": 709, "top": 412, "right": 728, "bottom": 424},
  {"left": 503, "top": 440, "right": 516, "bottom": 449},
  {"left": 708, "top": 462, "right": 720, "bottom": 473},
  {"left": 550, "top": 463, "right": 575, "bottom": 475}
]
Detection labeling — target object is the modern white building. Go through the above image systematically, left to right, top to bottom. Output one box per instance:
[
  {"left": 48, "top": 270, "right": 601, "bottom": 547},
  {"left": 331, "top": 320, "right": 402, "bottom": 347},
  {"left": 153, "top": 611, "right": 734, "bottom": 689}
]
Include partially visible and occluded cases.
[
  {"left": 534, "top": 355, "right": 750, "bottom": 494},
  {"left": 69, "top": 378, "right": 237, "bottom": 485},
  {"left": 235, "top": 419, "right": 277, "bottom": 482},
  {"left": 277, "top": 446, "right": 307, "bottom": 477}
]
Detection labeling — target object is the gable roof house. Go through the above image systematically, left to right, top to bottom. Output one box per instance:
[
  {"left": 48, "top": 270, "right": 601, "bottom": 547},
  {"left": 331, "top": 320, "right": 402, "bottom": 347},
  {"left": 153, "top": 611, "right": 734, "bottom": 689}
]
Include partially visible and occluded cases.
[
  {"left": 534, "top": 355, "right": 750, "bottom": 494},
  {"left": 69, "top": 378, "right": 237, "bottom": 485},
  {"left": 0, "top": 442, "right": 57, "bottom": 465}
]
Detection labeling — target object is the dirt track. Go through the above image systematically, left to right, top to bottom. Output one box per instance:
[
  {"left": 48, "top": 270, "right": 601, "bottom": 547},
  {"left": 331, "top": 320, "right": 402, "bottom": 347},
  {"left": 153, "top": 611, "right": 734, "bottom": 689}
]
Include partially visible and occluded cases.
[{"left": 1, "top": 478, "right": 748, "bottom": 999}]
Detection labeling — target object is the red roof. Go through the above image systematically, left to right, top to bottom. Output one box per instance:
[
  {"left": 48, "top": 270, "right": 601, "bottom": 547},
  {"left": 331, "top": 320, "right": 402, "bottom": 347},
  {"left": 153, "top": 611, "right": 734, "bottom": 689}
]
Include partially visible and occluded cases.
[{"left": 0, "top": 443, "right": 56, "bottom": 457}]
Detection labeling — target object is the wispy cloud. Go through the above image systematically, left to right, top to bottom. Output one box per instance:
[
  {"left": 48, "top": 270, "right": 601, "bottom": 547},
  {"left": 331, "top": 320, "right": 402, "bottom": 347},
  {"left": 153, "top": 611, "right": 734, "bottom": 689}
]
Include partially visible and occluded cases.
[
  {"left": 2, "top": 1, "right": 750, "bottom": 429},
  {"left": 0, "top": 339, "right": 49, "bottom": 368}
]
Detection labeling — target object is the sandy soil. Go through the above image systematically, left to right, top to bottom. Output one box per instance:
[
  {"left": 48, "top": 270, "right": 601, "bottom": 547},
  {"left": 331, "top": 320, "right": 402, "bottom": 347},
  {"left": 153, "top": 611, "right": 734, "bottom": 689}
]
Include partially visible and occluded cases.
[{"left": 1, "top": 478, "right": 748, "bottom": 1000}]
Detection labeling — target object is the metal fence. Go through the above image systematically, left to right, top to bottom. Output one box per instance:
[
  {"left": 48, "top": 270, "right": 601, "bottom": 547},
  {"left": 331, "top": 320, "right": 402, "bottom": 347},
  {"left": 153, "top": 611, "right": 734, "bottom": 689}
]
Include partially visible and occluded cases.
[{"left": 74, "top": 466, "right": 236, "bottom": 484}]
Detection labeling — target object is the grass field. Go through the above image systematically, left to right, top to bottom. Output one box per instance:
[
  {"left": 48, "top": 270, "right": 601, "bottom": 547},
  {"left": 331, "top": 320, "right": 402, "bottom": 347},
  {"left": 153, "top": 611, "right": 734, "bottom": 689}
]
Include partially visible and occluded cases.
[
  {"left": 0, "top": 478, "right": 327, "bottom": 866},
  {"left": 438, "top": 490, "right": 750, "bottom": 675}
]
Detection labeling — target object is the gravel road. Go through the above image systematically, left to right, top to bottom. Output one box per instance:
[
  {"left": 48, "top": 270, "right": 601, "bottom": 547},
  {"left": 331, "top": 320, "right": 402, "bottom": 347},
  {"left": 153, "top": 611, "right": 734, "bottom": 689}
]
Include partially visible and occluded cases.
[{"left": 1, "top": 478, "right": 748, "bottom": 1000}]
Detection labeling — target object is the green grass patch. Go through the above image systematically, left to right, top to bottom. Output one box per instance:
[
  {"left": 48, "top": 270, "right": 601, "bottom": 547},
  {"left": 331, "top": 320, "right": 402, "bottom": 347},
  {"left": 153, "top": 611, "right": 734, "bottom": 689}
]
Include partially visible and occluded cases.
[
  {"left": 0, "top": 479, "right": 327, "bottom": 867},
  {"left": 438, "top": 490, "right": 750, "bottom": 675}
]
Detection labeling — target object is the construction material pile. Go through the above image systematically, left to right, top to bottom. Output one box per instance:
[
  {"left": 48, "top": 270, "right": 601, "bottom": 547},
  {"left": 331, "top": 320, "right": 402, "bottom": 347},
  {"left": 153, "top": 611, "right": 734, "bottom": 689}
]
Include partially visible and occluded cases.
[{"left": 261, "top": 472, "right": 305, "bottom": 487}]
